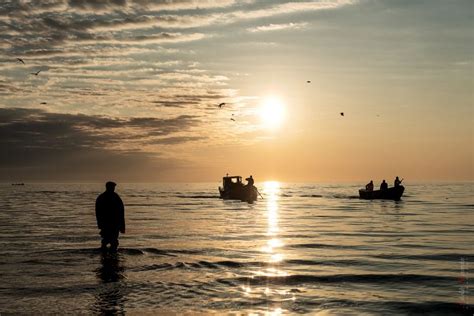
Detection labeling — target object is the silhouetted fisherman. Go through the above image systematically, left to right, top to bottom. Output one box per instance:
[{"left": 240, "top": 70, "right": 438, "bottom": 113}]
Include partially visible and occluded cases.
[
  {"left": 246, "top": 175, "right": 254, "bottom": 187},
  {"left": 394, "top": 176, "right": 402, "bottom": 187},
  {"left": 365, "top": 180, "right": 374, "bottom": 191},
  {"left": 380, "top": 180, "right": 388, "bottom": 190},
  {"left": 96, "top": 181, "right": 125, "bottom": 252}
]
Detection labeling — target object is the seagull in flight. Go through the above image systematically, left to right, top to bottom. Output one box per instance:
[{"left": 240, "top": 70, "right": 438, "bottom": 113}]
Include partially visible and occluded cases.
[
  {"left": 16, "top": 58, "right": 25, "bottom": 64},
  {"left": 30, "top": 70, "right": 41, "bottom": 76},
  {"left": 306, "top": 80, "right": 311, "bottom": 83},
  {"left": 40, "top": 102, "right": 47, "bottom": 105},
  {"left": 218, "top": 102, "right": 226, "bottom": 108},
  {"left": 340, "top": 112, "right": 344, "bottom": 116},
  {"left": 230, "top": 118, "right": 235, "bottom": 121}
]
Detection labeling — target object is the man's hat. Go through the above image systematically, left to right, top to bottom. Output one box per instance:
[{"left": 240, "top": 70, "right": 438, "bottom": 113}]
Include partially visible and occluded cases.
[{"left": 106, "top": 181, "right": 117, "bottom": 188}]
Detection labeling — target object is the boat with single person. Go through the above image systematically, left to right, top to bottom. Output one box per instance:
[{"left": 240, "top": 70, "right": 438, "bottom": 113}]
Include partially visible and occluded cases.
[
  {"left": 219, "top": 175, "right": 258, "bottom": 203},
  {"left": 359, "top": 185, "right": 404, "bottom": 201}
]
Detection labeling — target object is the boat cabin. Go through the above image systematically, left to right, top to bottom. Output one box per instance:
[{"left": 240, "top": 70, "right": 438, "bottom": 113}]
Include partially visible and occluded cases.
[{"left": 222, "top": 176, "right": 243, "bottom": 189}]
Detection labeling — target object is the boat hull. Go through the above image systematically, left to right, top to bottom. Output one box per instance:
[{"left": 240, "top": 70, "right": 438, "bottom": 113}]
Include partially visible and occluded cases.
[
  {"left": 219, "top": 185, "right": 258, "bottom": 203},
  {"left": 359, "top": 186, "right": 404, "bottom": 201}
]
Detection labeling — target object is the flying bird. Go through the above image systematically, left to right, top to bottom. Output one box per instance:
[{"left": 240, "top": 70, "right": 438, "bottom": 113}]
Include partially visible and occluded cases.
[
  {"left": 16, "top": 58, "right": 25, "bottom": 64},
  {"left": 30, "top": 70, "right": 41, "bottom": 76},
  {"left": 306, "top": 80, "right": 311, "bottom": 83},
  {"left": 40, "top": 102, "right": 47, "bottom": 105},
  {"left": 218, "top": 102, "right": 226, "bottom": 108},
  {"left": 340, "top": 112, "right": 344, "bottom": 116},
  {"left": 230, "top": 118, "right": 235, "bottom": 121}
]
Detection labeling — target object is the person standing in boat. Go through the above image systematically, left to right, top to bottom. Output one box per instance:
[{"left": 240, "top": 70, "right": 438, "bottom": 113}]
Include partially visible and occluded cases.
[
  {"left": 246, "top": 175, "right": 254, "bottom": 187},
  {"left": 394, "top": 176, "right": 402, "bottom": 187},
  {"left": 365, "top": 180, "right": 374, "bottom": 191},
  {"left": 380, "top": 180, "right": 388, "bottom": 191},
  {"left": 96, "top": 181, "right": 126, "bottom": 252}
]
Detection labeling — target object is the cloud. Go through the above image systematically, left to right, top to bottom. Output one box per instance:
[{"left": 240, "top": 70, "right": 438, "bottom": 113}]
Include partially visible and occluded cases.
[
  {"left": 0, "top": 0, "right": 238, "bottom": 15},
  {"left": 67, "top": 0, "right": 238, "bottom": 12},
  {"left": 68, "top": 0, "right": 127, "bottom": 10},
  {"left": 248, "top": 22, "right": 309, "bottom": 33},
  {"left": 76, "top": 32, "right": 207, "bottom": 45},
  {"left": 0, "top": 81, "right": 24, "bottom": 95},
  {"left": 0, "top": 107, "right": 205, "bottom": 180},
  {"left": 0, "top": 107, "right": 200, "bottom": 152},
  {"left": 146, "top": 136, "right": 205, "bottom": 145}
]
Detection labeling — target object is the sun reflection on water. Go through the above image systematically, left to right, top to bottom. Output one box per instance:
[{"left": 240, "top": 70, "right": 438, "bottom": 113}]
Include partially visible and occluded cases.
[
  {"left": 244, "top": 181, "right": 290, "bottom": 311},
  {"left": 259, "top": 181, "right": 286, "bottom": 272},
  {"left": 264, "top": 181, "right": 281, "bottom": 238}
]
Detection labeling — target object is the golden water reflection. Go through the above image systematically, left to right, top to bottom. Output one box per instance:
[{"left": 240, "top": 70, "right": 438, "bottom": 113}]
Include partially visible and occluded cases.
[
  {"left": 245, "top": 181, "right": 290, "bottom": 308},
  {"left": 255, "top": 181, "right": 288, "bottom": 278},
  {"left": 262, "top": 181, "right": 284, "bottom": 262},
  {"left": 265, "top": 181, "right": 280, "bottom": 237}
]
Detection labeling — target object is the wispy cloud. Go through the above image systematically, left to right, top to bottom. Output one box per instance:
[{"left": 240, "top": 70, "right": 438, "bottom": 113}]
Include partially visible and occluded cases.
[{"left": 248, "top": 22, "right": 309, "bottom": 33}]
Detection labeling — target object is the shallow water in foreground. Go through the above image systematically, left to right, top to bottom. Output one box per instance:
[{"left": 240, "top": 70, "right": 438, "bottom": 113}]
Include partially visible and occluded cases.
[{"left": 0, "top": 182, "right": 473, "bottom": 315}]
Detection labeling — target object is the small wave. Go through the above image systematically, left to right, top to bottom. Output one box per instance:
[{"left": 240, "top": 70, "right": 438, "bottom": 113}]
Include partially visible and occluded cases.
[
  {"left": 176, "top": 195, "right": 219, "bottom": 199},
  {"left": 126, "top": 203, "right": 166, "bottom": 207},
  {"left": 289, "top": 243, "right": 360, "bottom": 250},
  {"left": 118, "top": 248, "right": 145, "bottom": 255},
  {"left": 142, "top": 248, "right": 177, "bottom": 256},
  {"left": 374, "top": 253, "right": 474, "bottom": 262},
  {"left": 134, "top": 259, "right": 266, "bottom": 272},
  {"left": 285, "top": 259, "right": 364, "bottom": 266},
  {"left": 187, "top": 260, "right": 265, "bottom": 270},
  {"left": 134, "top": 263, "right": 175, "bottom": 272},
  {"left": 219, "top": 273, "right": 454, "bottom": 286},
  {"left": 369, "top": 300, "right": 473, "bottom": 315}
]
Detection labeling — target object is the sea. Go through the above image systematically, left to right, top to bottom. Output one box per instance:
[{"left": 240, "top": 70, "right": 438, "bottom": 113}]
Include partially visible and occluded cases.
[{"left": 0, "top": 182, "right": 472, "bottom": 315}]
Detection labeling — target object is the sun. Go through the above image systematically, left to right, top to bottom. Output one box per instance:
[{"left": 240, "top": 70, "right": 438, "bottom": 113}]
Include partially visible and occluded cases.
[{"left": 259, "top": 96, "right": 285, "bottom": 129}]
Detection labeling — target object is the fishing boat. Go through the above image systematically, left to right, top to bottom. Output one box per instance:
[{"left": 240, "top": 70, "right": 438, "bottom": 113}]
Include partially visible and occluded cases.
[
  {"left": 218, "top": 175, "right": 258, "bottom": 203},
  {"left": 359, "top": 186, "right": 405, "bottom": 201}
]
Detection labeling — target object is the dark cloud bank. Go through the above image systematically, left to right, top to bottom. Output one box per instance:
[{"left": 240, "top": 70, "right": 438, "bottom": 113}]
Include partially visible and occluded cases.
[{"left": 0, "top": 107, "right": 202, "bottom": 182}]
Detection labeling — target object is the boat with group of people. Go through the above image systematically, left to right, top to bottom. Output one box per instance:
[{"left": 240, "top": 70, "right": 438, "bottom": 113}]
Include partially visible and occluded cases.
[{"left": 359, "top": 176, "right": 404, "bottom": 201}]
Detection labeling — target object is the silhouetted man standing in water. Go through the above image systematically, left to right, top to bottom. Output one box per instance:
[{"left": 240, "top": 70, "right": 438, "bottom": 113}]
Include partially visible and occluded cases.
[{"left": 96, "top": 181, "right": 125, "bottom": 252}]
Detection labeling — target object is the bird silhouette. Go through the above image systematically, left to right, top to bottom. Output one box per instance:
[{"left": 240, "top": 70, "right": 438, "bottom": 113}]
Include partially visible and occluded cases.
[
  {"left": 16, "top": 58, "right": 25, "bottom": 64},
  {"left": 30, "top": 70, "right": 41, "bottom": 76},
  {"left": 306, "top": 80, "right": 311, "bottom": 83},
  {"left": 40, "top": 102, "right": 47, "bottom": 105},
  {"left": 218, "top": 102, "right": 226, "bottom": 108},
  {"left": 340, "top": 112, "right": 344, "bottom": 116},
  {"left": 230, "top": 118, "right": 235, "bottom": 121}
]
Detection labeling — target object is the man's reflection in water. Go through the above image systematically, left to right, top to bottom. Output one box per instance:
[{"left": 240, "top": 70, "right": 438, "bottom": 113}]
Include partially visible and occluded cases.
[{"left": 94, "top": 252, "right": 126, "bottom": 315}]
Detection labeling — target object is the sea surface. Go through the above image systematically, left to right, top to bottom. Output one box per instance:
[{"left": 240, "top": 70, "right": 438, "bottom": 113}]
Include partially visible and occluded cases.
[{"left": 0, "top": 182, "right": 472, "bottom": 315}]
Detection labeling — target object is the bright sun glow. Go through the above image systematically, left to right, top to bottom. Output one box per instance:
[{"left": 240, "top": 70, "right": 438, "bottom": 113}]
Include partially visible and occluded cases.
[{"left": 259, "top": 96, "right": 285, "bottom": 129}]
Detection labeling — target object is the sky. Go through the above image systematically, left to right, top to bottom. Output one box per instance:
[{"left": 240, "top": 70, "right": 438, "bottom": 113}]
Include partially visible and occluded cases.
[{"left": 0, "top": 0, "right": 472, "bottom": 183}]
